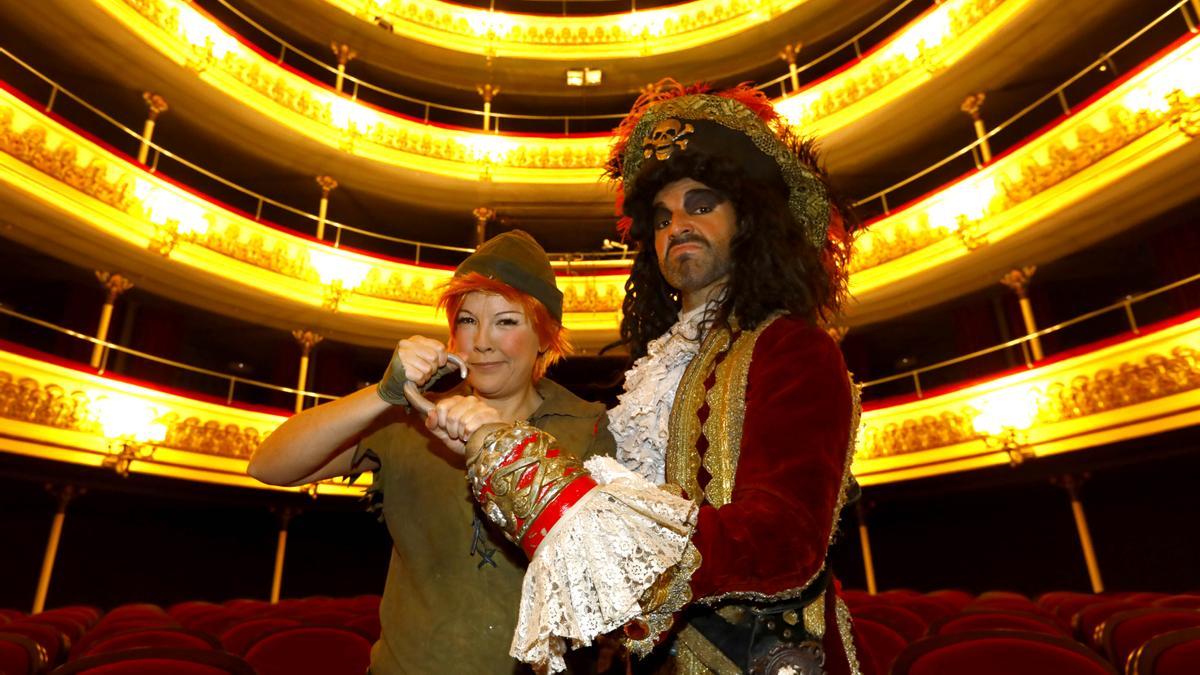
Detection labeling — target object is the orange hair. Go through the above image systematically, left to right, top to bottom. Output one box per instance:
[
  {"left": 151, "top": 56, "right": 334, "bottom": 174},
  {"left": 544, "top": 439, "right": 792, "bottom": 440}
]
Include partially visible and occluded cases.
[{"left": 437, "top": 273, "right": 572, "bottom": 382}]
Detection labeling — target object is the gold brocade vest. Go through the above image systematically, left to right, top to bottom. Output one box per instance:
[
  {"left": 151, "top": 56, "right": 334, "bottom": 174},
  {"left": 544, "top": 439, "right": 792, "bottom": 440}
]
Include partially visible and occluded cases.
[{"left": 665, "top": 316, "right": 775, "bottom": 508}]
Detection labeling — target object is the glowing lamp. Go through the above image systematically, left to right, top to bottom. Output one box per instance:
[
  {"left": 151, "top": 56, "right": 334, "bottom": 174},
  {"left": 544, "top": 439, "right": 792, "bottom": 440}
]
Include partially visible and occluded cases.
[
  {"left": 309, "top": 249, "right": 371, "bottom": 290},
  {"left": 971, "top": 388, "right": 1038, "bottom": 436},
  {"left": 94, "top": 396, "right": 168, "bottom": 443}
]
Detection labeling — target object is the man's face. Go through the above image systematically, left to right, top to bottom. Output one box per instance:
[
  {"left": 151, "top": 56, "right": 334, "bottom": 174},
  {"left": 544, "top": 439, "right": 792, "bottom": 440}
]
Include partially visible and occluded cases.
[{"left": 651, "top": 177, "right": 736, "bottom": 308}]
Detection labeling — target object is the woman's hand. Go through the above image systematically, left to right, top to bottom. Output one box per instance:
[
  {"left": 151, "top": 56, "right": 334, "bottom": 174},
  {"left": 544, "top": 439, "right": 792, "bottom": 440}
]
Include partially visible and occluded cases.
[
  {"left": 377, "top": 336, "right": 450, "bottom": 405},
  {"left": 425, "top": 395, "right": 503, "bottom": 455}
]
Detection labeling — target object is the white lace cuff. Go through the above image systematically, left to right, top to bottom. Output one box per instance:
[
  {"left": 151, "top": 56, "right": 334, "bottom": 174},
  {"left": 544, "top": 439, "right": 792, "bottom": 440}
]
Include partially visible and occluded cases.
[{"left": 510, "top": 456, "right": 698, "bottom": 673}]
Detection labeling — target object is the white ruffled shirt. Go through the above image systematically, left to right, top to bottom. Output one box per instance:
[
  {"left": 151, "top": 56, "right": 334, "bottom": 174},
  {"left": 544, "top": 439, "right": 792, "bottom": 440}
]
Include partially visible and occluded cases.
[{"left": 608, "top": 304, "right": 711, "bottom": 484}]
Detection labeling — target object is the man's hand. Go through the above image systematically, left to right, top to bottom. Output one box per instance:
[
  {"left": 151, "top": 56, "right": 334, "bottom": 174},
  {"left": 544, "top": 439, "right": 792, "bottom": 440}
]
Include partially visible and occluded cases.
[
  {"left": 377, "top": 336, "right": 450, "bottom": 405},
  {"left": 425, "top": 395, "right": 503, "bottom": 455}
]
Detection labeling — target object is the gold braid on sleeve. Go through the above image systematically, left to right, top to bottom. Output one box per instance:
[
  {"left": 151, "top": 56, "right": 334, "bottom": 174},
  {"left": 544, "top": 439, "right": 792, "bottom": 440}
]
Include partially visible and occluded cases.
[{"left": 465, "top": 423, "right": 599, "bottom": 558}]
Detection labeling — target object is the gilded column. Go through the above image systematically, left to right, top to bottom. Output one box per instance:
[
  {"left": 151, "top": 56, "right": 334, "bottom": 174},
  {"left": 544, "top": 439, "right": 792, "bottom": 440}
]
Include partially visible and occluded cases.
[
  {"left": 778, "top": 42, "right": 803, "bottom": 94},
  {"left": 330, "top": 43, "right": 358, "bottom": 93},
  {"left": 478, "top": 84, "right": 500, "bottom": 132},
  {"left": 137, "top": 93, "right": 169, "bottom": 165},
  {"left": 961, "top": 93, "right": 992, "bottom": 165},
  {"left": 315, "top": 175, "right": 339, "bottom": 242},
  {"left": 472, "top": 206, "right": 496, "bottom": 247},
  {"left": 1000, "top": 266, "right": 1043, "bottom": 362},
  {"left": 92, "top": 272, "right": 134, "bottom": 369},
  {"left": 292, "top": 330, "right": 324, "bottom": 414},
  {"left": 1053, "top": 474, "right": 1104, "bottom": 593},
  {"left": 32, "top": 484, "right": 83, "bottom": 613},
  {"left": 856, "top": 501, "right": 879, "bottom": 595},
  {"left": 270, "top": 506, "right": 300, "bottom": 604}
]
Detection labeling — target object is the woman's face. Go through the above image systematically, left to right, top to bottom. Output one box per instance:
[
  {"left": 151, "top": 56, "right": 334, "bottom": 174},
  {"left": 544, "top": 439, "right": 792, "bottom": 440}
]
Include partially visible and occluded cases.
[{"left": 454, "top": 291, "right": 543, "bottom": 401}]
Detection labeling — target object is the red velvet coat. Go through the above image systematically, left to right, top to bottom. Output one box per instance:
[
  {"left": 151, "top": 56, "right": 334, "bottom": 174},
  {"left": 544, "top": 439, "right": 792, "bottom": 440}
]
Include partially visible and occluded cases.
[{"left": 674, "top": 316, "right": 867, "bottom": 674}]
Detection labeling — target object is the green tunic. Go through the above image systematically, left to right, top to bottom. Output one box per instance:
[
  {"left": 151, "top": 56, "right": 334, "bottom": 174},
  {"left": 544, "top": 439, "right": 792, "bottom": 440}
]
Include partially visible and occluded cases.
[{"left": 356, "top": 379, "right": 616, "bottom": 674}]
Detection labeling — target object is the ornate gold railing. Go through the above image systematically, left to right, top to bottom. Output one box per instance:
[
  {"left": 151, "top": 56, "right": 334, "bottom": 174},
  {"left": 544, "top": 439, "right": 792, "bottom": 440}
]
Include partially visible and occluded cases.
[
  {"left": 91, "top": 0, "right": 1026, "bottom": 179},
  {"left": 203, "top": 0, "right": 925, "bottom": 132},
  {"left": 321, "top": 0, "right": 817, "bottom": 58},
  {"left": 3, "top": 30, "right": 1197, "bottom": 330},
  {"left": 860, "top": 272, "right": 1200, "bottom": 399},
  {"left": 3, "top": 312, "right": 1195, "bottom": 489},
  {"left": 855, "top": 314, "right": 1200, "bottom": 484}
]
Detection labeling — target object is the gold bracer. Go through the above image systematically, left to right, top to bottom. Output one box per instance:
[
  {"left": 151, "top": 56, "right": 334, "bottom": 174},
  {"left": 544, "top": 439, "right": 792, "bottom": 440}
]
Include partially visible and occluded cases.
[{"left": 465, "top": 423, "right": 599, "bottom": 558}]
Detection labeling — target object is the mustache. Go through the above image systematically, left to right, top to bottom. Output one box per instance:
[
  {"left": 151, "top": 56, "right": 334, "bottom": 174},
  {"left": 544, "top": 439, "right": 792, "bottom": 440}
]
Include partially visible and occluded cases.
[{"left": 667, "top": 233, "right": 709, "bottom": 254}]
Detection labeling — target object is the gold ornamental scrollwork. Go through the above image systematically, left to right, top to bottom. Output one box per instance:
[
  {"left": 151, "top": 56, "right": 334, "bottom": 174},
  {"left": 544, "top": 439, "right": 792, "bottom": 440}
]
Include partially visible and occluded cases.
[
  {"left": 1165, "top": 89, "right": 1200, "bottom": 138},
  {"left": 856, "top": 345, "right": 1200, "bottom": 460},
  {"left": 0, "top": 368, "right": 270, "bottom": 459}
]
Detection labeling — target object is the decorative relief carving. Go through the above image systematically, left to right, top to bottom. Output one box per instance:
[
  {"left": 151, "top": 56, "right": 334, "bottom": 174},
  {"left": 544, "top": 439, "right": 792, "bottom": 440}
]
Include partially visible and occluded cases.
[
  {"left": 354, "top": 0, "right": 785, "bottom": 46},
  {"left": 789, "top": 0, "right": 1005, "bottom": 126},
  {"left": 1165, "top": 89, "right": 1200, "bottom": 138},
  {"left": 0, "top": 106, "right": 137, "bottom": 212},
  {"left": 857, "top": 345, "right": 1200, "bottom": 460},
  {"left": 0, "top": 369, "right": 271, "bottom": 459}
]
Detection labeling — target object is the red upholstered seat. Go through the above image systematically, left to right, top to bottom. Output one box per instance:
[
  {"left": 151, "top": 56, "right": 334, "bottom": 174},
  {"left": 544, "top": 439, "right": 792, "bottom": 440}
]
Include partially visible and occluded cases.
[
  {"left": 840, "top": 590, "right": 875, "bottom": 608},
  {"left": 926, "top": 590, "right": 974, "bottom": 611},
  {"left": 1037, "top": 592, "right": 1101, "bottom": 628},
  {"left": 1154, "top": 595, "right": 1200, "bottom": 610},
  {"left": 968, "top": 596, "right": 1042, "bottom": 615},
  {"left": 900, "top": 598, "right": 958, "bottom": 624},
  {"left": 1074, "top": 600, "right": 1146, "bottom": 647},
  {"left": 167, "top": 602, "right": 223, "bottom": 624},
  {"left": 851, "top": 604, "right": 928, "bottom": 642},
  {"left": 99, "top": 606, "right": 167, "bottom": 623},
  {"left": 42, "top": 608, "right": 101, "bottom": 628},
  {"left": 1099, "top": 608, "right": 1200, "bottom": 670},
  {"left": 0, "top": 609, "right": 26, "bottom": 625},
  {"left": 290, "top": 610, "right": 357, "bottom": 625},
  {"left": 929, "top": 610, "right": 1066, "bottom": 637},
  {"left": 182, "top": 611, "right": 238, "bottom": 637},
  {"left": 26, "top": 614, "right": 87, "bottom": 643},
  {"left": 345, "top": 614, "right": 381, "bottom": 642},
  {"left": 852, "top": 617, "right": 908, "bottom": 675},
  {"left": 217, "top": 618, "right": 301, "bottom": 655},
  {"left": 69, "top": 619, "right": 181, "bottom": 661},
  {"left": 2, "top": 621, "right": 70, "bottom": 665},
  {"left": 242, "top": 625, "right": 372, "bottom": 675},
  {"left": 1128, "top": 626, "right": 1200, "bottom": 675},
  {"left": 78, "top": 628, "right": 220, "bottom": 659},
  {"left": 891, "top": 630, "right": 1117, "bottom": 675},
  {"left": 0, "top": 632, "right": 47, "bottom": 675},
  {"left": 47, "top": 647, "right": 255, "bottom": 674}
]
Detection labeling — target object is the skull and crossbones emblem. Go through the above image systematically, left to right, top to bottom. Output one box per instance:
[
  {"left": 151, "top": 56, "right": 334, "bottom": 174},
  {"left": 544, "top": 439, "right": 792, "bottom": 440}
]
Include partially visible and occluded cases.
[{"left": 643, "top": 117, "right": 695, "bottom": 161}]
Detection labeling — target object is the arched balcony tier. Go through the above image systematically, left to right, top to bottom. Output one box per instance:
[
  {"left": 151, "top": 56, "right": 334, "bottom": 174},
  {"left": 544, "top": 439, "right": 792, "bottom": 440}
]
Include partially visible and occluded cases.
[
  {"left": 57, "top": 0, "right": 1039, "bottom": 189},
  {"left": 2, "top": 31, "right": 1198, "bottom": 344},
  {"left": 1, "top": 311, "right": 1195, "bottom": 492}
]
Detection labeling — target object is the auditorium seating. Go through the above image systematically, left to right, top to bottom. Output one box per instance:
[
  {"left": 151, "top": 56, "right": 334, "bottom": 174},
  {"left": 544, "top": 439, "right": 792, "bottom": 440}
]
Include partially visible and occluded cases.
[
  {"left": 843, "top": 590, "right": 1200, "bottom": 674},
  {"left": 3, "top": 591, "right": 1196, "bottom": 672},
  {"left": 1099, "top": 608, "right": 1200, "bottom": 670},
  {"left": 241, "top": 625, "right": 373, "bottom": 675},
  {"left": 1128, "top": 626, "right": 1200, "bottom": 675},
  {"left": 891, "top": 630, "right": 1118, "bottom": 675},
  {"left": 0, "top": 632, "right": 47, "bottom": 675}
]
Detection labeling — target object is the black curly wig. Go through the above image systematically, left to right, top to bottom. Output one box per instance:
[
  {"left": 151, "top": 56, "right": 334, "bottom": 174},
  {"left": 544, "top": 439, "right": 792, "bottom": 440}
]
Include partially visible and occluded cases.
[{"left": 618, "top": 142, "right": 856, "bottom": 359}]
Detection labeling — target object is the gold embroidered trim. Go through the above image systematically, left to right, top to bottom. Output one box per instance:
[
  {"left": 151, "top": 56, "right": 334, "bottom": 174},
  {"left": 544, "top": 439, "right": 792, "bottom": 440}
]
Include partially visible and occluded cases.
[
  {"left": 700, "top": 318, "right": 775, "bottom": 507},
  {"left": 666, "top": 326, "right": 730, "bottom": 504},
  {"left": 695, "top": 373, "right": 862, "bottom": 606},
  {"left": 624, "top": 543, "right": 701, "bottom": 658},
  {"left": 804, "top": 590, "right": 826, "bottom": 639},
  {"left": 835, "top": 596, "right": 864, "bottom": 675},
  {"left": 676, "top": 625, "right": 741, "bottom": 675}
]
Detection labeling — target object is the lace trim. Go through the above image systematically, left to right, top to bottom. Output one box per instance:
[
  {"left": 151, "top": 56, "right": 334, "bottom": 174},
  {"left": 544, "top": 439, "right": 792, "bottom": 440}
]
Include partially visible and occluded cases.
[
  {"left": 609, "top": 305, "right": 710, "bottom": 484},
  {"left": 835, "top": 596, "right": 863, "bottom": 675}
]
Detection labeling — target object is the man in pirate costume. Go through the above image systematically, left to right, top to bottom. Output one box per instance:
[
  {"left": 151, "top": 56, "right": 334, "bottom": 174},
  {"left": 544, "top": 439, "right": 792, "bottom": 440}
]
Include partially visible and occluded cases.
[
  {"left": 600, "top": 80, "right": 866, "bottom": 675},
  {"left": 446, "top": 81, "right": 865, "bottom": 674}
]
